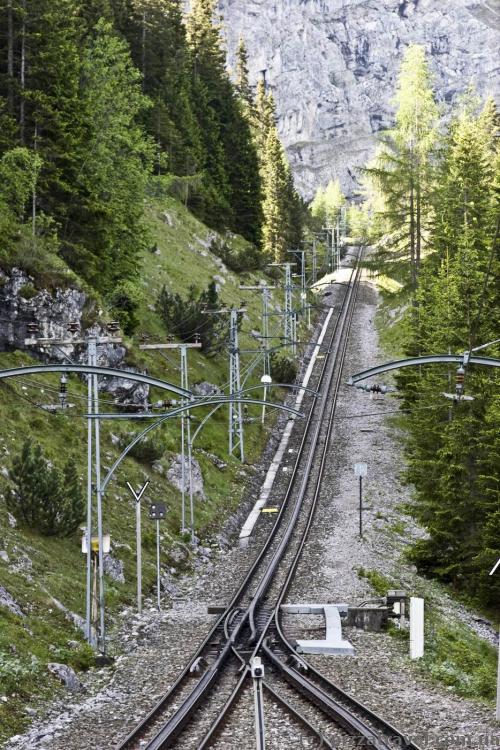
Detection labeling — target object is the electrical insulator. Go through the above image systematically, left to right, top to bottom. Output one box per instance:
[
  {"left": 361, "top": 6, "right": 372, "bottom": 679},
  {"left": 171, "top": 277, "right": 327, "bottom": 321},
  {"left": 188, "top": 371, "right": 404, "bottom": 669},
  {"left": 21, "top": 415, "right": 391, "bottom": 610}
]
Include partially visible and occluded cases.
[
  {"left": 27, "top": 321, "right": 39, "bottom": 335},
  {"left": 107, "top": 321, "right": 120, "bottom": 333},
  {"left": 456, "top": 366, "right": 465, "bottom": 395},
  {"left": 59, "top": 374, "right": 68, "bottom": 409}
]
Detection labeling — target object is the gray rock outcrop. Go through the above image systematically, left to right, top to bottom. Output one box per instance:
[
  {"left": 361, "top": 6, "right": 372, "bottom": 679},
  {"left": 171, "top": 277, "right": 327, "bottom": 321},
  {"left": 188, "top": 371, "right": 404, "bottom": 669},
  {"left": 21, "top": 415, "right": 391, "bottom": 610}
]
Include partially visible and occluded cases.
[
  {"left": 218, "top": 0, "right": 500, "bottom": 197},
  {"left": 0, "top": 269, "right": 86, "bottom": 354},
  {"left": 0, "top": 270, "right": 149, "bottom": 406},
  {"left": 192, "top": 381, "right": 222, "bottom": 397},
  {"left": 167, "top": 454, "right": 206, "bottom": 499},
  {"left": 104, "top": 554, "right": 125, "bottom": 584},
  {"left": 0, "top": 585, "right": 24, "bottom": 617},
  {"left": 47, "top": 663, "right": 84, "bottom": 692}
]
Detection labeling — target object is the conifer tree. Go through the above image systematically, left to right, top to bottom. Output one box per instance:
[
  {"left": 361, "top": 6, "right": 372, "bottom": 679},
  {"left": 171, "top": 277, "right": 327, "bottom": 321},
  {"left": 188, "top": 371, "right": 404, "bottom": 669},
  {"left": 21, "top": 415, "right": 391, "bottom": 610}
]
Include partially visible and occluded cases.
[
  {"left": 186, "top": 0, "right": 262, "bottom": 242},
  {"left": 62, "top": 19, "right": 153, "bottom": 295},
  {"left": 235, "top": 38, "right": 253, "bottom": 110},
  {"left": 365, "top": 45, "right": 438, "bottom": 293},
  {"left": 397, "top": 98, "right": 500, "bottom": 607},
  {"left": 261, "top": 127, "right": 289, "bottom": 261},
  {"left": 310, "top": 179, "right": 345, "bottom": 227},
  {"left": 7, "top": 440, "right": 84, "bottom": 536}
]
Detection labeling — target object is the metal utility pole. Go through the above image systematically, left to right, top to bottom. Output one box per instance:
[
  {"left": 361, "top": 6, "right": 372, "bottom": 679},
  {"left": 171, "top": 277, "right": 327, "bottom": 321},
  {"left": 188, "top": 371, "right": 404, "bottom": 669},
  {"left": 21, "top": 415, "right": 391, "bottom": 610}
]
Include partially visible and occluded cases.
[
  {"left": 336, "top": 216, "right": 341, "bottom": 270},
  {"left": 323, "top": 225, "right": 335, "bottom": 272},
  {"left": 311, "top": 239, "right": 318, "bottom": 285},
  {"left": 288, "top": 250, "right": 306, "bottom": 313},
  {"left": 268, "top": 262, "right": 295, "bottom": 355},
  {"left": 240, "top": 284, "right": 276, "bottom": 382},
  {"left": 240, "top": 284, "right": 278, "bottom": 425},
  {"left": 201, "top": 306, "right": 246, "bottom": 462},
  {"left": 229, "top": 308, "right": 245, "bottom": 462},
  {"left": 25, "top": 322, "right": 122, "bottom": 652},
  {"left": 139, "top": 341, "right": 201, "bottom": 538},
  {"left": 354, "top": 463, "right": 368, "bottom": 539},
  {"left": 126, "top": 481, "right": 149, "bottom": 614},
  {"left": 149, "top": 502, "right": 167, "bottom": 611},
  {"left": 251, "top": 657, "right": 266, "bottom": 749}
]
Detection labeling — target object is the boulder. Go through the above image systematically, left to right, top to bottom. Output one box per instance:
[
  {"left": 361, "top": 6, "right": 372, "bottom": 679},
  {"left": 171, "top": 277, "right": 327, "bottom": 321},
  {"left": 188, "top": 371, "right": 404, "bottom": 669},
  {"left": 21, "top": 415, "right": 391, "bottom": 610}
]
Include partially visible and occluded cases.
[
  {"left": 192, "top": 381, "right": 222, "bottom": 397},
  {"left": 167, "top": 454, "right": 205, "bottom": 499},
  {"left": 104, "top": 554, "right": 125, "bottom": 584},
  {"left": 0, "top": 586, "right": 24, "bottom": 617},
  {"left": 47, "top": 663, "right": 84, "bottom": 692}
]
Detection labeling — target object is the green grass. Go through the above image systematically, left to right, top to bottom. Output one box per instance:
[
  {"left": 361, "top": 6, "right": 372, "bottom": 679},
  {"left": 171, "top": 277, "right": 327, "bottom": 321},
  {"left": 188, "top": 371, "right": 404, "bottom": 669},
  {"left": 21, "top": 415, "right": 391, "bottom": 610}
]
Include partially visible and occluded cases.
[
  {"left": 0, "top": 193, "right": 308, "bottom": 742},
  {"left": 357, "top": 567, "right": 394, "bottom": 596},
  {"left": 357, "top": 568, "right": 497, "bottom": 704},
  {"left": 419, "top": 614, "right": 498, "bottom": 702}
]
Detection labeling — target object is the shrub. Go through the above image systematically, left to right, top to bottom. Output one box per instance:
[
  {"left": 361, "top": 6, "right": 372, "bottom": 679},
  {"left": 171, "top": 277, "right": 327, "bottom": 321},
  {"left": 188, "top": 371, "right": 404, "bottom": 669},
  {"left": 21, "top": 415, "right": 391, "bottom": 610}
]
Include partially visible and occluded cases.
[
  {"left": 209, "top": 237, "right": 262, "bottom": 273},
  {"left": 108, "top": 279, "right": 142, "bottom": 335},
  {"left": 156, "top": 281, "right": 230, "bottom": 354},
  {"left": 18, "top": 282, "right": 37, "bottom": 300},
  {"left": 270, "top": 353, "right": 297, "bottom": 384},
  {"left": 122, "top": 434, "right": 165, "bottom": 464},
  {"left": 7, "top": 440, "right": 85, "bottom": 536}
]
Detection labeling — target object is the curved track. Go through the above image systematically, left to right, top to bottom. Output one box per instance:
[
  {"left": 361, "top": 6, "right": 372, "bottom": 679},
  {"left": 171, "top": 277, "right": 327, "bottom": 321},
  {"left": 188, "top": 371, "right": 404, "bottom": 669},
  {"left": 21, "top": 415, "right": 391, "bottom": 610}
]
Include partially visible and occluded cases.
[{"left": 116, "top": 251, "right": 423, "bottom": 750}]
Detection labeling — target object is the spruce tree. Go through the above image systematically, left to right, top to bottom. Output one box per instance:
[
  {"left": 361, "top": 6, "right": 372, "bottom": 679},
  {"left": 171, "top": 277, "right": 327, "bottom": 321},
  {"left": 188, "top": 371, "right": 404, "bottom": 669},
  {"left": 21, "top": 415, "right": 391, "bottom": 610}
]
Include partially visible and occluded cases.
[{"left": 62, "top": 19, "right": 153, "bottom": 295}]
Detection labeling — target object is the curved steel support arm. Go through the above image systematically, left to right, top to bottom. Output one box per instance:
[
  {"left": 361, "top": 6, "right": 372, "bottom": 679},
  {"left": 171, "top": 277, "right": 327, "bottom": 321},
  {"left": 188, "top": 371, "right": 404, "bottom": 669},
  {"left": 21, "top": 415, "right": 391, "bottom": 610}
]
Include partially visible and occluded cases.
[
  {"left": 348, "top": 354, "right": 500, "bottom": 385},
  {"left": 0, "top": 364, "right": 191, "bottom": 397},
  {"left": 100, "top": 397, "right": 304, "bottom": 493}
]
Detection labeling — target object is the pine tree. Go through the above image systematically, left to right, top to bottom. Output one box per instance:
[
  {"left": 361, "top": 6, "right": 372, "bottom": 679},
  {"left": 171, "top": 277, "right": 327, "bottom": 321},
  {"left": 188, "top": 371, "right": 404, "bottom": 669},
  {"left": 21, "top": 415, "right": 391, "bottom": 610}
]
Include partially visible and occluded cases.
[
  {"left": 0, "top": 0, "right": 84, "bottom": 234},
  {"left": 186, "top": 0, "right": 262, "bottom": 242},
  {"left": 398, "top": 98, "right": 500, "bottom": 608},
  {"left": 310, "top": 179, "right": 344, "bottom": 227},
  {"left": 7, "top": 440, "right": 84, "bottom": 536}
]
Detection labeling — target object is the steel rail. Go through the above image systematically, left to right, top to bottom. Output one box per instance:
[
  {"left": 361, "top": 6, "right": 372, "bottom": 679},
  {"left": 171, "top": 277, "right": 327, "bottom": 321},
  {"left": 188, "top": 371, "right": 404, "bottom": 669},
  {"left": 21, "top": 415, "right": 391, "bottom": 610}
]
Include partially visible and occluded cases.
[
  {"left": 116, "top": 257, "right": 365, "bottom": 750},
  {"left": 243, "top": 258, "right": 422, "bottom": 749},
  {"left": 246, "top": 261, "right": 362, "bottom": 643},
  {"left": 192, "top": 262, "right": 362, "bottom": 750},
  {"left": 264, "top": 264, "right": 423, "bottom": 749},
  {"left": 133, "top": 276, "right": 357, "bottom": 748},
  {"left": 262, "top": 681, "right": 335, "bottom": 750}
]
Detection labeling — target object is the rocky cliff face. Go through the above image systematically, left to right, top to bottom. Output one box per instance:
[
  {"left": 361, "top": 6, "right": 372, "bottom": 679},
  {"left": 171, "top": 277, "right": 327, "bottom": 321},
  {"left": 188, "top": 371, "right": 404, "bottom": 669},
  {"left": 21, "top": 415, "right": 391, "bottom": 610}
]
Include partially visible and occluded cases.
[
  {"left": 218, "top": 0, "right": 499, "bottom": 197},
  {"left": 0, "top": 269, "right": 148, "bottom": 405}
]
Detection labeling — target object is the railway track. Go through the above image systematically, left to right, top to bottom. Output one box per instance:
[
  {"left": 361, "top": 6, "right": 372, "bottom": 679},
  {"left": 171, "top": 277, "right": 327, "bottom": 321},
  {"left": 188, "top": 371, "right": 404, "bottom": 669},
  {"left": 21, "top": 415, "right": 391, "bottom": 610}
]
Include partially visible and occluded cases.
[{"left": 116, "top": 251, "right": 423, "bottom": 750}]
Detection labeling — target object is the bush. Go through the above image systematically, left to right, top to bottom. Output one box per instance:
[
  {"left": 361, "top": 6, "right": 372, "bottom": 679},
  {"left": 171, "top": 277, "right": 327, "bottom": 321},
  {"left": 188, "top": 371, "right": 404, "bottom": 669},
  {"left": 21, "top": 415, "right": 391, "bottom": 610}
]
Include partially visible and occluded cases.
[
  {"left": 209, "top": 237, "right": 262, "bottom": 273},
  {"left": 108, "top": 279, "right": 142, "bottom": 335},
  {"left": 156, "top": 281, "right": 230, "bottom": 354},
  {"left": 270, "top": 353, "right": 297, "bottom": 384},
  {"left": 122, "top": 434, "right": 165, "bottom": 464},
  {"left": 7, "top": 440, "right": 85, "bottom": 536}
]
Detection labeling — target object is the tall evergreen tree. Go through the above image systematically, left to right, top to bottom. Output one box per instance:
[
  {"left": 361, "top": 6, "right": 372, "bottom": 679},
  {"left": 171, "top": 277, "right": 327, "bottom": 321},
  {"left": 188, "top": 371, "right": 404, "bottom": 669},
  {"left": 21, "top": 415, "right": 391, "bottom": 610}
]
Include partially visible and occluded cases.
[
  {"left": 186, "top": 0, "right": 262, "bottom": 242},
  {"left": 61, "top": 19, "right": 153, "bottom": 296},
  {"left": 365, "top": 45, "right": 438, "bottom": 293},
  {"left": 397, "top": 97, "right": 500, "bottom": 609}
]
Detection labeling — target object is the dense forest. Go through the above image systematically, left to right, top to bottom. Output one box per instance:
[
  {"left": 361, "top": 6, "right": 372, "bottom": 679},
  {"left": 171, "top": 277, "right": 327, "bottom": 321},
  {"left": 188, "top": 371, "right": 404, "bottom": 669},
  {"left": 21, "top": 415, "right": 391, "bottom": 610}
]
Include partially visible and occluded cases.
[
  {"left": 0, "top": 0, "right": 303, "bottom": 330},
  {"left": 365, "top": 45, "right": 500, "bottom": 611}
]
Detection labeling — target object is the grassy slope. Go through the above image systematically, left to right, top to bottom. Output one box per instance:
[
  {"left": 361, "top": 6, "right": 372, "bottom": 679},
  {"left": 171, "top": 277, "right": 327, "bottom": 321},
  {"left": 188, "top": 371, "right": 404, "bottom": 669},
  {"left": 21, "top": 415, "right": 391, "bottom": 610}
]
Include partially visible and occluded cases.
[{"left": 0, "top": 196, "right": 285, "bottom": 742}]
